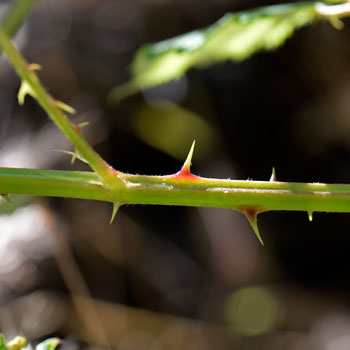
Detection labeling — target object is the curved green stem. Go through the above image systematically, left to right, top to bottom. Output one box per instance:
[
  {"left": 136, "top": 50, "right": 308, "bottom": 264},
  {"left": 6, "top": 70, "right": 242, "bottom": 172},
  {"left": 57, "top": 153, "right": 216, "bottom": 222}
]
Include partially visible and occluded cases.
[
  {"left": 2, "top": 0, "right": 39, "bottom": 39},
  {"left": 0, "top": 25, "right": 119, "bottom": 189}
]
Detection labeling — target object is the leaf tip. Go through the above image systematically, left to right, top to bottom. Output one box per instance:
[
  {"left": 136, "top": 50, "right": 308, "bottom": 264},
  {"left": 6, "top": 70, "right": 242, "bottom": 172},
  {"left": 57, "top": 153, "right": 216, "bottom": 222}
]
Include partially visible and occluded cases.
[{"left": 308, "top": 210, "right": 313, "bottom": 222}]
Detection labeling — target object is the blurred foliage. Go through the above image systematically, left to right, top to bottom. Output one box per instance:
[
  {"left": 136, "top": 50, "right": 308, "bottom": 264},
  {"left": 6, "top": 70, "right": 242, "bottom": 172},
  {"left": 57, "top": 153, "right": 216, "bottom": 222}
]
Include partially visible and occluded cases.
[
  {"left": 110, "top": 2, "right": 323, "bottom": 101},
  {"left": 130, "top": 99, "right": 216, "bottom": 160},
  {"left": 0, "top": 195, "right": 31, "bottom": 215},
  {"left": 225, "top": 286, "right": 282, "bottom": 336},
  {"left": 0, "top": 335, "right": 59, "bottom": 350},
  {"left": 0, "top": 336, "right": 7, "bottom": 350},
  {"left": 6, "top": 336, "right": 27, "bottom": 350},
  {"left": 35, "top": 338, "right": 60, "bottom": 350}
]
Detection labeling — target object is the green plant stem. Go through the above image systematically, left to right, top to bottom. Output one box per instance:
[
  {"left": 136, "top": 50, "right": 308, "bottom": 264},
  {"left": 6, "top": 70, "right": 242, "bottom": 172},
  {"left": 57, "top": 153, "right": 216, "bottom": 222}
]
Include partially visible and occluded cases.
[
  {"left": 2, "top": 0, "right": 39, "bottom": 38},
  {"left": 0, "top": 25, "right": 119, "bottom": 189},
  {"left": 0, "top": 168, "right": 112, "bottom": 202},
  {"left": 2, "top": 168, "right": 350, "bottom": 214},
  {"left": 118, "top": 174, "right": 350, "bottom": 212}
]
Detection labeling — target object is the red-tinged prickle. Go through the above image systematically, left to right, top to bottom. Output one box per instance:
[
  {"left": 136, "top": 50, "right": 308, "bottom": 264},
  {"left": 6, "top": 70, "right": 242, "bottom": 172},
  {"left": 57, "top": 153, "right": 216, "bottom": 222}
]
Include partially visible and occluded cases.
[
  {"left": 28, "top": 63, "right": 41, "bottom": 72},
  {"left": 50, "top": 96, "right": 60, "bottom": 108},
  {"left": 74, "top": 122, "right": 89, "bottom": 133},
  {"left": 74, "top": 124, "right": 82, "bottom": 133},
  {"left": 171, "top": 140, "right": 198, "bottom": 180},
  {"left": 110, "top": 168, "right": 120, "bottom": 175},
  {"left": 170, "top": 168, "right": 200, "bottom": 181},
  {"left": 238, "top": 205, "right": 265, "bottom": 245},
  {"left": 237, "top": 206, "right": 264, "bottom": 219}
]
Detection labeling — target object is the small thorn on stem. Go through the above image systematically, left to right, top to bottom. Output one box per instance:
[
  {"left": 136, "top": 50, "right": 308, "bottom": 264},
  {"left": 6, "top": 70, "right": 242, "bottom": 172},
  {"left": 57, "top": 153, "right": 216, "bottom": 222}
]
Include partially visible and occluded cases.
[
  {"left": 329, "top": 16, "right": 344, "bottom": 29},
  {"left": 28, "top": 63, "right": 42, "bottom": 72},
  {"left": 18, "top": 81, "right": 33, "bottom": 105},
  {"left": 51, "top": 98, "right": 76, "bottom": 114},
  {"left": 74, "top": 121, "right": 90, "bottom": 133},
  {"left": 182, "top": 140, "right": 196, "bottom": 173},
  {"left": 170, "top": 141, "right": 199, "bottom": 180},
  {"left": 54, "top": 149, "right": 89, "bottom": 164},
  {"left": 71, "top": 149, "right": 78, "bottom": 165},
  {"left": 270, "top": 167, "right": 277, "bottom": 182},
  {"left": 1, "top": 194, "right": 12, "bottom": 204},
  {"left": 110, "top": 202, "right": 120, "bottom": 224},
  {"left": 238, "top": 206, "right": 265, "bottom": 245},
  {"left": 308, "top": 211, "right": 313, "bottom": 222},
  {"left": 246, "top": 213, "right": 264, "bottom": 246}
]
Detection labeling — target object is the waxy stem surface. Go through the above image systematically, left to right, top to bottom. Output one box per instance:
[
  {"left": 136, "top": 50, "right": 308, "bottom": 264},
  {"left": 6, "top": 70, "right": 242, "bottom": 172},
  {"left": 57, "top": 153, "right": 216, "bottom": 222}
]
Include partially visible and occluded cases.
[
  {"left": 2, "top": 168, "right": 350, "bottom": 214},
  {"left": 116, "top": 173, "right": 350, "bottom": 213}
]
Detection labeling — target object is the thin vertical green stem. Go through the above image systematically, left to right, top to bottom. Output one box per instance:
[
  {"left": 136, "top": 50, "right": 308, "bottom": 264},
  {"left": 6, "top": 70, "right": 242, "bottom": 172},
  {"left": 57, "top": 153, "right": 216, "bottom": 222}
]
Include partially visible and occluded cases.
[
  {"left": 2, "top": 0, "right": 39, "bottom": 38},
  {"left": 0, "top": 25, "right": 121, "bottom": 190}
]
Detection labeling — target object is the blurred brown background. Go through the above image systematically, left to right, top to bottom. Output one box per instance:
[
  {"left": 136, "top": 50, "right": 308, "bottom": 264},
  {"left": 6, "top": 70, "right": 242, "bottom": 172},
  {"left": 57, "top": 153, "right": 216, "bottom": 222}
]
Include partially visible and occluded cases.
[{"left": 1, "top": 0, "right": 350, "bottom": 349}]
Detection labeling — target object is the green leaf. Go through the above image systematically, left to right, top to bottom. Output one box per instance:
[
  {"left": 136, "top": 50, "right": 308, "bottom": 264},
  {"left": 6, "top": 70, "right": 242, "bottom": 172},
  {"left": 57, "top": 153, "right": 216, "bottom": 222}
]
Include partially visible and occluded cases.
[
  {"left": 109, "top": 1, "right": 339, "bottom": 102},
  {"left": 0, "top": 335, "right": 8, "bottom": 350},
  {"left": 35, "top": 338, "right": 61, "bottom": 350}
]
